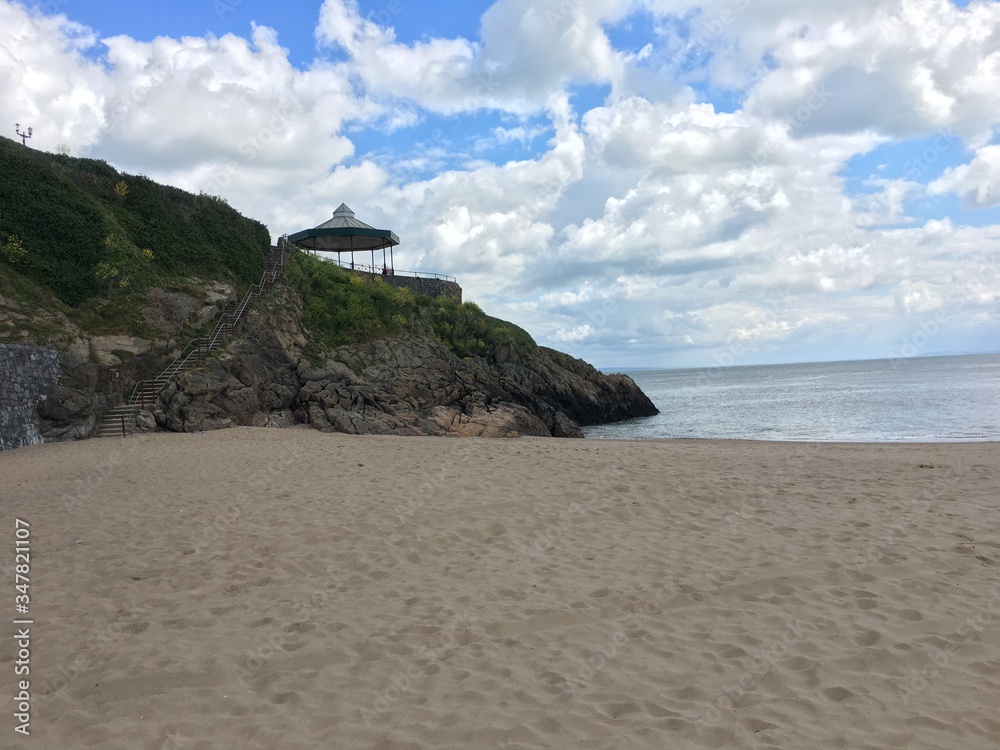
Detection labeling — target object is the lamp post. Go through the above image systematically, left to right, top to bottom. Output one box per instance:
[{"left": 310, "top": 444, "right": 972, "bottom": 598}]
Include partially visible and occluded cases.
[{"left": 14, "top": 123, "right": 32, "bottom": 146}]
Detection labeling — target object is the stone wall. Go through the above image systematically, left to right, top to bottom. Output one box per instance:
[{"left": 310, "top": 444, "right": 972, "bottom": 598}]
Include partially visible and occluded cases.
[
  {"left": 334, "top": 265, "right": 462, "bottom": 301},
  {"left": 383, "top": 275, "right": 462, "bottom": 302},
  {"left": 0, "top": 344, "right": 61, "bottom": 451}
]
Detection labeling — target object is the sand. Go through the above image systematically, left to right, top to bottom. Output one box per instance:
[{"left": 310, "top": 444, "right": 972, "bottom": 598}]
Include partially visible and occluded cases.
[{"left": 1, "top": 427, "right": 998, "bottom": 749}]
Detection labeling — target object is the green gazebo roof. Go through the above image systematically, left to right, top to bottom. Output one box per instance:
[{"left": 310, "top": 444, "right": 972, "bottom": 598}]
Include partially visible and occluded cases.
[{"left": 287, "top": 204, "right": 399, "bottom": 252}]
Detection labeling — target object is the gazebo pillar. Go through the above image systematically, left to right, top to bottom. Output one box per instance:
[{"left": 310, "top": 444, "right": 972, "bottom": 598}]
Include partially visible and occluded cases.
[{"left": 286, "top": 203, "right": 400, "bottom": 274}]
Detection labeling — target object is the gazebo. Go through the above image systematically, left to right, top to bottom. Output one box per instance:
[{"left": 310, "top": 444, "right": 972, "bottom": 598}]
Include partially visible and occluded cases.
[{"left": 287, "top": 204, "right": 400, "bottom": 274}]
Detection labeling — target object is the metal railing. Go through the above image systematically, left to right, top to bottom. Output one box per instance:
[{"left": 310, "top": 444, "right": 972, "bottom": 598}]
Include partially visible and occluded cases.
[
  {"left": 104, "top": 245, "right": 286, "bottom": 433},
  {"left": 319, "top": 256, "right": 457, "bottom": 283}
]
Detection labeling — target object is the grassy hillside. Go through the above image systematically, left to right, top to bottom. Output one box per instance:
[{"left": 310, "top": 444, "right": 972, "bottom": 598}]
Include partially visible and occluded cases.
[
  {"left": 0, "top": 136, "right": 270, "bottom": 308},
  {"left": 0, "top": 137, "right": 534, "bottom": 361},
  {"left": 285, "top": 250, "right": 536, "bottom": 359}
]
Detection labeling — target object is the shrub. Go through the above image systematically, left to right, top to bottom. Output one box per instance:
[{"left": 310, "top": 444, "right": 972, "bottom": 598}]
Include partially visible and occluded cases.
[
  {"left": 0, "top": 136, "right": 270, "bottom": 306},
  {"left": 1, "top": 234, "right": 27, "bottom": 265},
  {"left": 286, "top": 249, "right": 535, "bottom": 358}
]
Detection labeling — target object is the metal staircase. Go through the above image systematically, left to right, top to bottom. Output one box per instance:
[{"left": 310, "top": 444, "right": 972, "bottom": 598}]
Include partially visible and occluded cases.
[{"left": 94, "top": 244, "right": 286, "bottom": 438}]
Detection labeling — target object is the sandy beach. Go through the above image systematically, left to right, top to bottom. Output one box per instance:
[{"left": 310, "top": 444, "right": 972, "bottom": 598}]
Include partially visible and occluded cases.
[{"left": 1, "top": 427, "right": 998, "bottom": 749}]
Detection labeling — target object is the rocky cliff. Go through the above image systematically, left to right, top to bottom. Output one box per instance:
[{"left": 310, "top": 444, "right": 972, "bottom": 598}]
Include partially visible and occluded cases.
[
  {"left": 1, "top": 140, "right": 657, "bottom": 445},
  {"left": 0, "top": 273, "right": 238, "bottom": 447},
  {"left": 151, "top": 284, "right": 658, "bottom": 439}
]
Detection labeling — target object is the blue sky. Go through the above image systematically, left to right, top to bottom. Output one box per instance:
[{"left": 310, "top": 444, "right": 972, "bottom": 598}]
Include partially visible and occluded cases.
[
  {"left": 2, "top": 0, "right": 999, "bottom": 368},
  {"left": 61, "top": 0, "right": 494, "bottom": 67}
]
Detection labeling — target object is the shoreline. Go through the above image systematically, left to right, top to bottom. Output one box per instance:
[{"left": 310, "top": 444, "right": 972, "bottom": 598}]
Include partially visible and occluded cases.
[
  {"left": 3, "top": 429, "right": 998, "bottom": 749},
  {"left": 581, "top": 435, "right": 1000, "bottom": 444}
]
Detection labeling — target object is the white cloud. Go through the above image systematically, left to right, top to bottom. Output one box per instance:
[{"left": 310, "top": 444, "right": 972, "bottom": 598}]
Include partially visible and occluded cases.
[
  {"left": 1, "top": 0, "right": 999, "bottom": 367},
  {"left": 315, "top": 0, "right": 629, "bottom": 115},
  {"left": 733, "top": 0, "right": 1000, "bottom": 142},
  {"left": 0, "top": 2, "right": 107, "bottom": 147},
  {"left": 929, "top": 144, "right": 1000, "bottom": 206}
]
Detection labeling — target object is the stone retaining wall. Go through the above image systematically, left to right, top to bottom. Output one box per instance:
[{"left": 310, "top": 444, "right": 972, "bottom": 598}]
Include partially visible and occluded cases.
[
  {"left": 383, "top": 275, "right": 462, "bottom": 302},
  {"left": 0, "top": 344, "right": 61, "bottom": 451}
]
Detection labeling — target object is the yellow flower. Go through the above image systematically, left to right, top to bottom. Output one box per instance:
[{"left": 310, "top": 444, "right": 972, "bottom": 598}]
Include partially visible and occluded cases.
[{"left": 1, "top": 235, "right": 27, "bottom": 265}]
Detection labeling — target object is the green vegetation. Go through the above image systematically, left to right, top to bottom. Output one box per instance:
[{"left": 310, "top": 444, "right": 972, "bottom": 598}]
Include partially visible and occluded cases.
[
  {"left": 0, "top": 135, "right": 270, "bottom": 307},
  {"left": 0, "top": 136, "right": 534, "bottom": 359},
  {"left": 286, "top": 250, "right": 535, "bottom": 359}
]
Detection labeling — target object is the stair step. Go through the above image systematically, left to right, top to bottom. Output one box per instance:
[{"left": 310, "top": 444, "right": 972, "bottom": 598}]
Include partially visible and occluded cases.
[{"left": 97, "top": 255, "right": 284, "bottom": 439}]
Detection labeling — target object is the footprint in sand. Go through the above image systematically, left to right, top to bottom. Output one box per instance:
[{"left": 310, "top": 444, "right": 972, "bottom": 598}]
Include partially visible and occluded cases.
[
  {"left": 854, "top": 590, "right": 878, "bottom": 610},
  {"left": 854, "top": 629, "right": 881, "bottom": 647},
  {"left": 781, "top": 656, "right": 816, "bottom": 671},
  {"left": 822, "top": 686, "right": 855, "bottom": 702},
  {"left": 742, "top": 717, "right": 780, "bottom": 733}
]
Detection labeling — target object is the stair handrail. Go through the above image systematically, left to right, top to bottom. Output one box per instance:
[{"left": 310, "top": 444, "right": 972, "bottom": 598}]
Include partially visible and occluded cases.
[
  {"left": 106, "top": 245, "right": 285, "bottom": 432},
  {"left": 102, "top": 247, "right": 285, "bottom": 431}
]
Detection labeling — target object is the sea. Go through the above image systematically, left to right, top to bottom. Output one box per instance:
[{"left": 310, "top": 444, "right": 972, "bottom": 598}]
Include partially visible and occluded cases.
[{"left": 584, "top": 353, "right": 1000, "bottom": 442}]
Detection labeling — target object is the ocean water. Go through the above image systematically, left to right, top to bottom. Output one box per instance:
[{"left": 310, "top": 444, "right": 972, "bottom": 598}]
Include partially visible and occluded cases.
[{"left": 585, "top": 354, "right": 1000, "bottom": 442}]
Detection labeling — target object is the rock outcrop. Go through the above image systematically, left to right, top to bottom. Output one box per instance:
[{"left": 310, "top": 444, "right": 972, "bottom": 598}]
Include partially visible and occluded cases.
[
  {"left": 1, "top": 277, "right": 238, "bottom": 447},
  {"left": 10, "top": 277, "right": 656, "bottom": 444},
  {"left": 152, "top": 287, "right": 657, "bottom": 438}
]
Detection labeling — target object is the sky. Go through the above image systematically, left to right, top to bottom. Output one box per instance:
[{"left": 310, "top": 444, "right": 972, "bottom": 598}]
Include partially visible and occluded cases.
[{"left": 1, "top": 0, "right": 998, "bottom": 369}]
